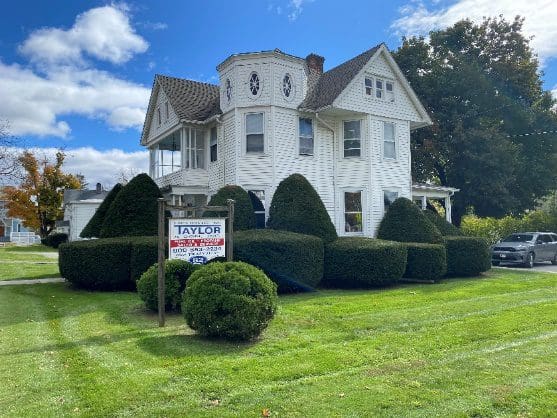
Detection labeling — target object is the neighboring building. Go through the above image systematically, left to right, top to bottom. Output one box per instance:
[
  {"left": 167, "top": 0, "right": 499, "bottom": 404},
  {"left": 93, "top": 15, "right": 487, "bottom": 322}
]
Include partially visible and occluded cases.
[
  {"left": 141, "top": 44, "right": 457, "bottom": 237},
  {"left": 63, "top": 184, "right": 108, "bottom": 241},
  {"left": 0, "top": 187, "right": 39, "bottom": 244}
]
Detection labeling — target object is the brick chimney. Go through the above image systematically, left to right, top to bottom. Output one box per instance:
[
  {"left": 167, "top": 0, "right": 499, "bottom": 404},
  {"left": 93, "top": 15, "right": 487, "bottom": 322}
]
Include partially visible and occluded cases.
[{"left": 305, "top": 53, "right": 325, "bottom": 75}]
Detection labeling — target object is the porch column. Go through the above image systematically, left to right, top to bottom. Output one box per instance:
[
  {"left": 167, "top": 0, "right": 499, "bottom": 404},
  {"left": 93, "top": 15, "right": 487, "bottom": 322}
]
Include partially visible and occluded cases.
[
  {"left": 180, "top": 127, "right": 187, "bottom": 169},
  {"left": 421, "top": 195, "right": 427, "bottom": 210},
  {"left": 445, "top": 196, "right": 452, "bottom": 223}
]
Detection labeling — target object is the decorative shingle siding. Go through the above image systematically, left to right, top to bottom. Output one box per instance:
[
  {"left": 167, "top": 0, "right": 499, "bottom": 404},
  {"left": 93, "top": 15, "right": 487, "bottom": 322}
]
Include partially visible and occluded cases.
[{"left": 147, "top": 87, "right": 179, "bottom": 141}]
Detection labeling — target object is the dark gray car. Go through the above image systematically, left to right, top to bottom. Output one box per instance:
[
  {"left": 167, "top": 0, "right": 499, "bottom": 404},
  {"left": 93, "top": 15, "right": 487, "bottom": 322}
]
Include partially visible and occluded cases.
[{"left": 492, "top": 232, "right": 557, "bottom": 268}]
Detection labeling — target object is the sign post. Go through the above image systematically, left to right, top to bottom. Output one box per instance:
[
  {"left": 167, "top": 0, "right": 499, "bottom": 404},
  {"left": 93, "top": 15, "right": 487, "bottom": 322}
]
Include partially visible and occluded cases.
[{"left": 157, "top": 198, "right": 166, "bottom": 327}]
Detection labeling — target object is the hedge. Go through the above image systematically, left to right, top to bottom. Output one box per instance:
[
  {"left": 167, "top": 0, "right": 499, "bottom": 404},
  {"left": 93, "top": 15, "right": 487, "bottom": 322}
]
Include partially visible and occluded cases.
[
  {"left": 267, "top": 173, "right": 337, "bottom": 243},
  {"left": 80, "top": 183, "right": 123, "bottom": 238},
  {"left": 205, "top": 185, "right": 255, "bottom": 231},
  {"left": 377, "top": 198, "right": 443, "bottom": 244},
  {"left": 424, "top": 210, "right": 462, "bottom": 236},
  {"left": 234, "top": 229, "right": 323, "bottom": 292},
  {"left": 41, "top": 232, "right": 68, "bottom": 249},
  {"left": 59, "top": 236, "right": 161, "bottom": 290},
  {"left": 444, "top": 236, "right": 491, "bottom": 277},
  {"left": 324, "top": 238, "right": 407, "bottom": 287},
  {"left": 404, "top": 243, "right": 447, "bottom": 281},
  {"left": 183, "top": 261, "right": 278, "bottom": 341}
]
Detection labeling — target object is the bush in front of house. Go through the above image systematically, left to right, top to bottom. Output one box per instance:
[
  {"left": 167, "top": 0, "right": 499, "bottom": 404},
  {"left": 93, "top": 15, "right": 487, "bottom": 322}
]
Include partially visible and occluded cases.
[
  {"left": 267, "top": 173, "right": 338, "bottom": 243},
  {"left": 100, "top": 174, "right": 162, "bottom": 238},
  {"left": 80, "top": 183, "right": 123, "bottom": 238},
  {"left": 204, "top": 185, "right": 255, "bottom": 231},
  {"left": 377, "top": 198, "right": 443, "bottom": 244},
  {"left": 424, "top": 210, "right": 463, "bottom": 236},
  {"left": 234, "top": 229, "right": 323, "bottom": 292},
  {"left": 41, "top": 232, "right": 68, "bottom": 249},
  {"left": 59, "top": 236, "right": 163, "bottom": 290},
  {"left": 444, "top": 236, "right": 491, "bottom": 277},
  {"left": 323, "top": 238, "right": 407, "bottom": 287},
  {"left": 404, "top": 243, "right": 447, "bottom": 281},
  {"left": 137, "top": 259, "right": 199, "bottom": 311},
  {"left": 182, "top": 262, "right": 278, "bottom": 341}
]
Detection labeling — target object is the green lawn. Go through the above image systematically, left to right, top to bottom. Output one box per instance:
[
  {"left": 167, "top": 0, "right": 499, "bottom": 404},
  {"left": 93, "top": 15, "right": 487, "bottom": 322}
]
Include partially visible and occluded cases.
[
  {"left": 3, "top": 244, "right": 58, "bottom": 252},
  {"left": 0, "top": 247, "right": 59, "bottom": 281},
  {"left": 0, "top": 270, "right": 556, "bottom": 417}
]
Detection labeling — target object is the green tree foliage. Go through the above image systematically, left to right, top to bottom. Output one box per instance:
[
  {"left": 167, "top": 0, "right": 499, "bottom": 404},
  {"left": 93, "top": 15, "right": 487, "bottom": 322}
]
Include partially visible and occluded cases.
[
  {"left": 394, "top": 17, "right": 557, "bottom": 223},
  {"left": 267, "top": 173, "right": 337, "bottom": 242},
  {"left": 100, "top": 174, "right": 161, "bottom": 238},
  {"left": 80, "top": 183, "right": 123, "bottom": 238},
  {"left": 205, "top": 185, "right": 255, "bottom": 231},
  {"left": 377, "top": 198, "right": 443, "bottom": 244},
  {"left": 424, "top": 210, "right": 462, "bottom": 236}
]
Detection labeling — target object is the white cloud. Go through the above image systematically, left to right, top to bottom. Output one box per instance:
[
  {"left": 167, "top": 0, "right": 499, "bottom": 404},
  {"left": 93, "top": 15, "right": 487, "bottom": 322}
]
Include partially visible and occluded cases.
[
  {"left": 288, "top": 0, "right": 312, "bottom": 21},
  {"left": 392, "top": 0, "right": 557, "bottom": 62},
  {"left": 0, "top": 4, "right": 151, "bottom": 137},
  {"left": 20, "top": 4, "right": 148, "bottom": 67},
  {"left": 16, "top": 147, "right": 149, "bottom": 187}
]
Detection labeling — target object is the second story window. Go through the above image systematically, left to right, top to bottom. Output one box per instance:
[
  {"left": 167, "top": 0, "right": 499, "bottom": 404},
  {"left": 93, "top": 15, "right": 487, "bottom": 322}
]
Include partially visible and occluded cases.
[
  {"left": 246, "top": 113, "right": 264, "bottom": 153},
  {"left": 299, "top": 118, "right": 314, "bottom": 156},
  {"left": 343, "top": 120, "right": 361, "bottom": 158},
  {"left": 383, "top": 122, "right": 396, "bottom": 159},
  {"left": 210, "top": 127, "right": 218, "bottom": 162},
  {"left": 185, "top": 128, "right": 205, "bottom": 169}
]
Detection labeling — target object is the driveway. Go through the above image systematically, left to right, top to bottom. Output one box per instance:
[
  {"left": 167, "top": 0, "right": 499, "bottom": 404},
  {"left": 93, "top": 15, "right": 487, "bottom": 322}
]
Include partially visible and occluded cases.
[{"left": 495, "top": 262, "right": 557, "bottom": 274}]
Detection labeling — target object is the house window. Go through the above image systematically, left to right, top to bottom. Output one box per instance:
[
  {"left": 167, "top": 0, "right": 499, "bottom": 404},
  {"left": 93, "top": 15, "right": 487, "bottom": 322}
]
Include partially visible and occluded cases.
[
  {"left": 249, "top": 72, "right": 260, "bottom": 96},
  {"left": 283, "top": 74, "right": 292, "bottom": 98},
  {"left": 364, "top": 77, "right": 373, "bottom": 96},
  {"left": 226, "top": 78, "right": 232, "bottom": 103},
  {"left": 375, "top": 79, "right": 383, "bottom": 99},
  {"left": 386, "top": 81, "right": 394, "bottom": 101},
  {"left": 165, "top": 101, "right": 169, "bottom": 120},
  {"left": 157, "top": 107, "right": 161, "bottom": 126},
  {"left": 246, "top": 113, "right": 264, "bottom": 153},
  {"left": 299, "top": 118, "right": 314, "bottom": 156},
  {"left": 343, "top": 120, "right": 361, "bottom": 158},
  {"left": 383, "top": 122, "right": 396, "bottom": 159},
  {"left": 210, "top": 127, "right": 218, "bottom": 162},
  {"left": 184, "top": 128, "right": 206, "bottom": 169},
  {"left": 150, "top": 131, "right": 181, "bottom": 178},
  {"left": 248, "top": 190, "right": 266, "bottom": 229},
  {"left": 344, "top": 191, "right": 363, "bottom": 233},
  {"left": 384, "top": 191, "right": 398, "bottom": 213}
]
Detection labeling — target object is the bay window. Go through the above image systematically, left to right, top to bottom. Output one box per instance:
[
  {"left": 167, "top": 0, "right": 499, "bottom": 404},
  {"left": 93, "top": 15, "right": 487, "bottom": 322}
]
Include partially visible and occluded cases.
[
  {"left": 246, "top": 113, "right": 264, "bottom": 153},
  {"left": 383, "top": 122, "right": 396, "bottom": 159},
  {"left": 210, "top": 127, "right": 218, "bottom": 162},
  {"left": 185, "top": 128, "right": 205, "bottom": 169},
  {"left": 150, "top": 131, "right": 181, "bottom": 178}
]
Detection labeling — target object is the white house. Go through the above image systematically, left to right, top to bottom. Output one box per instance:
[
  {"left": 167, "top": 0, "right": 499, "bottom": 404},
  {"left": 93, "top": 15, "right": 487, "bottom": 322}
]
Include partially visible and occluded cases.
[
  {"left": 141, "top": 44, "right": 456, "bottom": 237},
  {"left": 63, "top": 185, "right": 108, "bottom": 241}
]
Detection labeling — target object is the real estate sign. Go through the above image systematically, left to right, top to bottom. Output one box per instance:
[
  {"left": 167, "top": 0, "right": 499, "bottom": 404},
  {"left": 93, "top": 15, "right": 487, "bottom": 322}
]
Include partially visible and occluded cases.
[{"left": 168, "top": 218, "right": 226, "bottom": 264}]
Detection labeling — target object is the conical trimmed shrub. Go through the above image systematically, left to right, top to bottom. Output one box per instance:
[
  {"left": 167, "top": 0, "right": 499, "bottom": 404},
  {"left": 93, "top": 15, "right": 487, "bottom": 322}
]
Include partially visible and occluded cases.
[
  {"left": 267, "top": 173, "right": 337, "bottom": 242},
  {"left": 100, "top": 174, "right": 162, "bottom": 238},
  {"left": 80, "top": 183, "right": 123, "bottom": 238},
  {"left": 205, "top": 185, "right": 255, "bottom": 231},
  {"left": 377, "top": 198, "right": 442, "bottom": 244},
  {"left": 424, "top": 210, "right": 462, "bottom": 236}
]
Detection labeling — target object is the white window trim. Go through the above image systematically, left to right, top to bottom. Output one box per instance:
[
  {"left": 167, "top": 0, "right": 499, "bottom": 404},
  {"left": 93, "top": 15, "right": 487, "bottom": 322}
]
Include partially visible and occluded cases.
[
  {"left": 248, "top": 71, "right": 263, "bottom": 100},
  {"left": 282, "top": 73, "right": 295, "bottom": 101},
  {"left": 363, "top": 74, "right": 395, "bottom": 103},
  {"left": 244, "top": 112, "right": 266, "bottom": 155},
  {"left": 297, "top": 116, "right": 315, "bottom": 157},
  {"left": 342, "top": 119, "right": 363, "bottom": 159},
  {"left": 382, "top": 121, "right": 397, "bottom": 161},
  {"left": 209, "top": 126, "right": 218, "bottom": 163},
  {"left": 183, "top": 127, "right": 207, "bottom": 170},
  {"left": 341, "top": 188, "right": 365, "bottom": 236},
  {"left": 382, "top": 189, "right": 400, "bottom": 217}
]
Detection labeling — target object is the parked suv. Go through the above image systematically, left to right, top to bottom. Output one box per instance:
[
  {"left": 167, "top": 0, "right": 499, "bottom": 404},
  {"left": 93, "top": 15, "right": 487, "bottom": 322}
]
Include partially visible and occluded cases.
[{"left": 492, "top": 232, "right": 557, "bottom": 268}]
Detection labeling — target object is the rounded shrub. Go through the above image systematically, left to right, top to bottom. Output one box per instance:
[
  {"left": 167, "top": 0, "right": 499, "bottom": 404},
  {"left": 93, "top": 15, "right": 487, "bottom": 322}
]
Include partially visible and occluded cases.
[
  {"left": 267, "top": 173, "right": 337, "bottom": 243},
  {"left": 100, "top": 174, "right": 162, "bottom": 238},
  {"left": 80, "top": 183, "right": 123, "bottom": 238},
  {"left": 205, "top": 185, "right": 255, "bottom": 231},
  {"left": 377, "top": 198, "right": 442, "bottom": 244},
  {"left": 424, "top": 210, "right": 462, "bottom": 237},
  {"left": 234, "top": 229, "right": 323, "bottom": 292},
  {"left": 41, "top": 232, "right": 68, "bottom": 248},
  {"left": 444, "top": 236, "right": 491, "bottom": 277},
  {"left": 324, "top": 238, "right": 407, "bottom": 287},
  {"left": 404, "top": 243, "right": 447, "bottom": 281},
  {"left": 137, "top": 259, "right": 198, "bottom": 311},
  {"left": 182, "top": 262, "right": 278, "bottom": 341}
]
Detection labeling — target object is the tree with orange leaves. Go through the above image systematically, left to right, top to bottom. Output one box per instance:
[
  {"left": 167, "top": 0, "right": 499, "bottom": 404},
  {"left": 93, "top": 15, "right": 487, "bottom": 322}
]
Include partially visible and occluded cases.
[{"left": 5, "top": 150, "right": 82, "bottom": 238}]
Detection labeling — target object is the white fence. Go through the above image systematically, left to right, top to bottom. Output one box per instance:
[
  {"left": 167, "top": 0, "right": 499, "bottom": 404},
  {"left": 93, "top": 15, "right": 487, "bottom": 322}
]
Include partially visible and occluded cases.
[{"left": 10, "top": 232, "right": 41, "bottom": 245}]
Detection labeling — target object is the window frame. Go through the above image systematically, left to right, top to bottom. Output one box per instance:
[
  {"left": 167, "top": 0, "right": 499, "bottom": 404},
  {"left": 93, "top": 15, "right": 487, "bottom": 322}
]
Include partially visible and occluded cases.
[
  {"left": 248, "top": 71, "right": 262, "bottom": 99},
  {"left": 364, "top": 75, "right": 395, "bottom": 103},
  {"left": 364, "top": 76, "right": 373, "bottom": 96},
  {"left": 245, "top": 112, "right": 265, "bottom": 154},
  {"left": 298, "top": 117, "right": 314, "bottom": 156},
  {"left": 342, "top": 119, "right": 362, "bottom": 159},
  {"left": 382, "top": 121, "right": 397, "bottom": 160},
  {"left": 209, "top": 126, "right": 218, "bottom": 163},
  {"left": 184, "top": 128, "right": 206, "bottom": 170},
  {"left": 343, "top": 189, "right": 364, "bottom": 235},
  {"left": 383, "top": 190, "right": 399, "bottom": 215}
]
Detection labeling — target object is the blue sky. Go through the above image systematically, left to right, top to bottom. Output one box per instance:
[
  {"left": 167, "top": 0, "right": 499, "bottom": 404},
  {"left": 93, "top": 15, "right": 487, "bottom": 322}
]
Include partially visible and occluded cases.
[{"left": 1, "top": 0, "right": 556, "bottom": 185}]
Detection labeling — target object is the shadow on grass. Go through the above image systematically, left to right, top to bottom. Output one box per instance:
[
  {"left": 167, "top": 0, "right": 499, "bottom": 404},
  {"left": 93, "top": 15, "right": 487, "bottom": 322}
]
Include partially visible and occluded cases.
[
  {"left": 2, "top": 272, "right": 62, "bottom": 281},
  {"left": 137, "top": 334, "right": 255, "bottom": 358}
]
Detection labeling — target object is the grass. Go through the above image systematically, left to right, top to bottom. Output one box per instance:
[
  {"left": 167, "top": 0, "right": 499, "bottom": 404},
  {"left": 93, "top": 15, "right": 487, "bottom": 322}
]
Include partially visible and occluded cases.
[
  {"left": 3, "top": 244, "right": 58, "bottom": 252},
  {"left": 0, "top": 247, "right": 59, "bottom": 281},
  {"left": 0, "top": 270, "right": 556, "bottom": 417}
]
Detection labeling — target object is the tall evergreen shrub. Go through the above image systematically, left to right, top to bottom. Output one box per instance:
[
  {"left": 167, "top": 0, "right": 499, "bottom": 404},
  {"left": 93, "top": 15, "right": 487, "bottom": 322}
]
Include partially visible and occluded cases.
[
  {"left": 80, "top": 183, "right": 123, "bottom": 238},
  {"left": 204, "top": 185, "right": 255, "bottom": 231}
]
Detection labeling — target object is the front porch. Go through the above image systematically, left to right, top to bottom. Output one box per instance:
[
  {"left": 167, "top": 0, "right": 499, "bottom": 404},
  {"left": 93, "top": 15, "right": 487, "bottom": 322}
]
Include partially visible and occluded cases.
[{"left": 411, "top": 183, "right": 459, "bottom": 223}]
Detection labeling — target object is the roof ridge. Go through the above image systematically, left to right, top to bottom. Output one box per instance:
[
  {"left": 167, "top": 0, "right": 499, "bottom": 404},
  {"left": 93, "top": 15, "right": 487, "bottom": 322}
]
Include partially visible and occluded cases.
[
  {"left": 323, "top": 43, "right": 383, "bottom": 75},
  {"left": 156, "top": 74, "right": 219, "bottom": 88}
]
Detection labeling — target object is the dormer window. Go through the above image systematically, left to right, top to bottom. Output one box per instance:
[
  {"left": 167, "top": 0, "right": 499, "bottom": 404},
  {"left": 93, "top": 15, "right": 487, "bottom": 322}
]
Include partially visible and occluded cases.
[
  {"left": 249, "top": 72, "right": 260, "bottom": 96},
  {"left": 282, "top": 74, "right": 292, "bottom": 98},
  {"left": 364, "top": 76, "right": 395, "bottom": 102},
  {"left": 364, "top": 77, "right": 373, "bottom": 96},
  {"left": 225, "top": 79, "right": 232, "bottom": 103},
  {"left": 375, "top": 79, "right": 383, "bottom": 99},
  {"left": 386, "top": 81, "right": 394, "bottom": 101}
]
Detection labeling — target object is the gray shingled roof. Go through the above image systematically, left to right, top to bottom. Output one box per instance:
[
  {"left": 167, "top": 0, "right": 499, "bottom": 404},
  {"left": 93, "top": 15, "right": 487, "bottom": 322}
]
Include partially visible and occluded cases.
[
  {"left": 299, "top": 44, "right": 382, "bottom": 111},
  {"left": 156, "top": 75, "right": 221, "bottom": 122},
  {"left": 64, "top": 189, "right": 108, "bottom": 204}
]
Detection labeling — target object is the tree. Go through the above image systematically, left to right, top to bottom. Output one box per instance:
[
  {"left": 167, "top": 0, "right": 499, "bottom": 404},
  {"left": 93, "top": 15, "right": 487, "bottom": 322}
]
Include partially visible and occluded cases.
[
  {"left": 394, "top": 17, "right": 557, "bottom": 223},
  {"left": 5, "top": 150, "right": 82, "bottom": 238},
  {"left": 99, "top": 173, "right": 162, "bottom": 238},
  {"left": 267, "top": 173, "right": 337, "bottom": 242},
  {"left": 80, "top": 183, "right": 123, "bottom": 238},
  {"left": 204, "top": 185, "right": 255, "bottom": 231}
]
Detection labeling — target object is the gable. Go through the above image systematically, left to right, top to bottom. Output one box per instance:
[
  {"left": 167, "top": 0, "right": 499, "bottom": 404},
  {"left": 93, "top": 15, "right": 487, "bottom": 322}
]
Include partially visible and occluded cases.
[{"left": 146, "top": 86, "right": 179, "bottom": 141}]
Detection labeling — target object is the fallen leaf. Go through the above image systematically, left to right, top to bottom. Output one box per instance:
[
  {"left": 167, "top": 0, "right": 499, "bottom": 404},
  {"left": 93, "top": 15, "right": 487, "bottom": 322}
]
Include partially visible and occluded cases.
[
  {"left": 209, "top": 399, "right": 220, "bottom": 406},
  {"left": 262, "top": 408, "right": 271, "bottom": 417}
]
